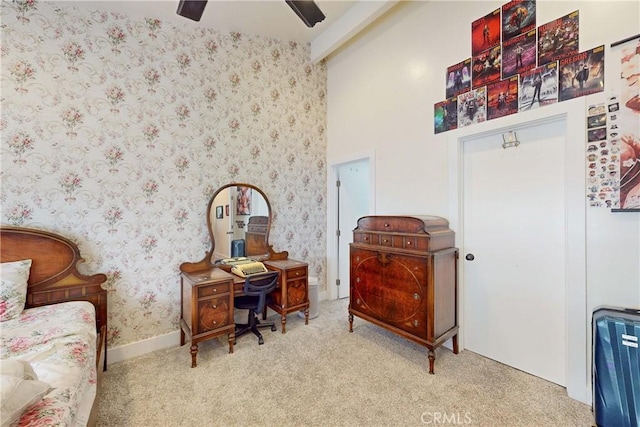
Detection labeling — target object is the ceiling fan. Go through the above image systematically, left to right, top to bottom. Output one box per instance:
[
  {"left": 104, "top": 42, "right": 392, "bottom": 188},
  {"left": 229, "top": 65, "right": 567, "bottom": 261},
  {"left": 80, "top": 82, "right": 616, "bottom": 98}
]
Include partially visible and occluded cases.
[{"left": 176, "top": 0, "right": 326, "bottom": 28}]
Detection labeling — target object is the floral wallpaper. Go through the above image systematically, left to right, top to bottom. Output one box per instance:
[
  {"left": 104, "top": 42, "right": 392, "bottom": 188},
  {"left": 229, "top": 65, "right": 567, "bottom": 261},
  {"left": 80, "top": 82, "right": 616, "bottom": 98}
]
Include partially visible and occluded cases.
[{"left": 0, "top": 0, "right": 327, "bottom": 348}]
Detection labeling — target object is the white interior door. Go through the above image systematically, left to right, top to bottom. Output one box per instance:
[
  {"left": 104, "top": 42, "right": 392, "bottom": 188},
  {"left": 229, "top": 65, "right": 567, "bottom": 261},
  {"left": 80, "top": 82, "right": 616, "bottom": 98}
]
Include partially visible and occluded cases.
[
  {"left": 463, "top": 118, "right": 567, "bottom": 386},
  {"left": 337, "top": 159, "right": 370, "bottom": 299}
]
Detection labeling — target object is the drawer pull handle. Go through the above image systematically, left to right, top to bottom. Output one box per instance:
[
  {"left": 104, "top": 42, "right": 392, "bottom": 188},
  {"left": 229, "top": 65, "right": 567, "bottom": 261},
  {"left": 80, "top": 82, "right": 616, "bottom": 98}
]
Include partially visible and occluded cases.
[
  {"left": 384, "top": 223, "right": 390, "bottom": 227},
  {"left": 364, "top": 237, "right": 369, "bottom": 241},
  {"left": 382, "top": 239, "right": 388, "bottom": 243},
  {"left": 406, "top": 241, "right": 412, "bottom": 245},
  {"left": 356, "top": 277, "right": 361, "bottom": 283},
  {"left": 213, "top": 288, "right": 216, "bottom": 293},
  {"left": 414, "top": 293, "right": 419, "bottom": 300},
  {"left": 356, "top": 298, "right": 361, "bottom": 305},
  {"left": 212, "top": 304, "right": 217, "bottom": 309},
  {"left": 413, "top": 320, "right": 419, "bottom": 327}
]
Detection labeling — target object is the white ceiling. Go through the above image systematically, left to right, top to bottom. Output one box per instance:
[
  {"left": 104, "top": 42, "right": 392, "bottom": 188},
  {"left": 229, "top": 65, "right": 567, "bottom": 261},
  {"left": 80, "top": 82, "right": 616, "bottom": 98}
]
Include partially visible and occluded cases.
[{"left": 58, "top": 0, "right": 359, "bottom": 44}]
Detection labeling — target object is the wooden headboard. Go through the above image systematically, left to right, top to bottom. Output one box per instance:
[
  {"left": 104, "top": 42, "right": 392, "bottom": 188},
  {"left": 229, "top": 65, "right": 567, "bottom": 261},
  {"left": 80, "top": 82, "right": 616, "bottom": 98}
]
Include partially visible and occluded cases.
[{"left": 0, "top": 226, "right": 108, "bottom": 334}]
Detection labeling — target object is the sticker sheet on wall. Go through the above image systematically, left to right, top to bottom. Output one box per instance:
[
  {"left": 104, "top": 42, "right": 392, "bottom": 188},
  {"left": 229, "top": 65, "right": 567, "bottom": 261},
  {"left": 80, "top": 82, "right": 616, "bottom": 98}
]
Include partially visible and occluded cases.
[
  {"left": 538, "top": 10, "right": 579, "bottom": 66},
  {"left": 559, "top": 45, "right": 604, "bottom": 102},
  {"left": 518, "top": 62, "right": 558, "bottom": 111},
  {"left": 487, "top": 76, "right": 518, "bottom": 120},
  {"left": 457, "top": 87, "right": 487, "bottom": 128},
  {"left": 586, "top": 102, "right": 618, "bottom": 208}
]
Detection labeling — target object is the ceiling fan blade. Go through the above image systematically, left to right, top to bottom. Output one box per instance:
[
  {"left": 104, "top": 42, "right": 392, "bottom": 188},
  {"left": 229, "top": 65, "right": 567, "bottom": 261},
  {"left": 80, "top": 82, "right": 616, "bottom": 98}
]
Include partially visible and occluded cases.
[
  {"left": 176, "top": 0, "right": 208, "bottom": 22},
  {"left": 286, "top": 0, "right": 326, "bottom": 28}
]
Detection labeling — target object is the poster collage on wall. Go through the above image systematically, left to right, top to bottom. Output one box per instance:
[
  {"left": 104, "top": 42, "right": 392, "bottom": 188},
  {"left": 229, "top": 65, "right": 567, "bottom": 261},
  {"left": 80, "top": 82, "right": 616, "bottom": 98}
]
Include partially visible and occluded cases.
[{"left": 434, "top": 1, "right": 605, "bottom": 135}]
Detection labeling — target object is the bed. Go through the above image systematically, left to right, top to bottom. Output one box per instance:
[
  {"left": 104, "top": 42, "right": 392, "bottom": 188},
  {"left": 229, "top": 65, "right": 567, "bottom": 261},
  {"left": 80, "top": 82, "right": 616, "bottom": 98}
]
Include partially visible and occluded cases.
[{"left": 0, "top": 226, "right": 107, "bottom": 427}]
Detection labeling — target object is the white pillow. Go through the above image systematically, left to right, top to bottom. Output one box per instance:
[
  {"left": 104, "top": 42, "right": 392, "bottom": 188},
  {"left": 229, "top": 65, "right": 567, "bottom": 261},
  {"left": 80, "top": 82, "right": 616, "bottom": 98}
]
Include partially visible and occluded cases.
[
  {"left": 0, "top": 259, "right": 32, "bottom": 322},
  {"left": 0, "top": 360, "right": 39, "bottom": 381},
  {"left": 0, "top": 374, "right": 50, "bottom": 427}
]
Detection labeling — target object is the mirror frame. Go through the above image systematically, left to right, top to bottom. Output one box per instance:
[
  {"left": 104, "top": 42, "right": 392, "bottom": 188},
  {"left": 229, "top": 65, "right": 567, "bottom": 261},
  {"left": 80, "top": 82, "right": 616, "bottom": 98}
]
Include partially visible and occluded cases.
[{"left": 181, "top": 183, "right": 288, "bottom": 274}]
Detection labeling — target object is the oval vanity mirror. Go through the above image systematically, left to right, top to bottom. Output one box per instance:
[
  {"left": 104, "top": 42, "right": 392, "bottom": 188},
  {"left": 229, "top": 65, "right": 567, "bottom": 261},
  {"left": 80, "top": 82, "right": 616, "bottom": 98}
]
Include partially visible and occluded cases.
[{"left": 205, "top": 183, "right": 287, "bottom": 264}]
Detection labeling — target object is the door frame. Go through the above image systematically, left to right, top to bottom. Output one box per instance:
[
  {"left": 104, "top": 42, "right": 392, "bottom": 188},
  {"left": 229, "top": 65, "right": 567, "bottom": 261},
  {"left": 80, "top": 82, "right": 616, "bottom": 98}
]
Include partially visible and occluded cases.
[
  {"left": 448, "top": 105, "right": 588, "bottom": 403},
  {"left": 326, "top": 151, "right": 376, "bottom": 301}
]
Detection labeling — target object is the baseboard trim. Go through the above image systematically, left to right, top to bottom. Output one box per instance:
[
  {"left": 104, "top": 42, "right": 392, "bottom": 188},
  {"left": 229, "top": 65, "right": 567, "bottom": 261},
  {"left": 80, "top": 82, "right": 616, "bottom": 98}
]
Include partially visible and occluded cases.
[
  {"left": 108, "top": 291, "right": 332, "bottom": 365},
  {"left": 107, "top": 330, "right": 179, "bottom": 365}
]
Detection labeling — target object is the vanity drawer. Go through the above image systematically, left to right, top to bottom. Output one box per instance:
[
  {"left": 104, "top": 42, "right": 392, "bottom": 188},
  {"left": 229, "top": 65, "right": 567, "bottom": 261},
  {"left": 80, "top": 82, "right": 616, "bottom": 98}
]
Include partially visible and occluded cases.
[
  {"left": 286, "top": 267, "right": 307, "bottom": 281},
  {"left": 198, "top": 282, "right": 230, "bottom": 298},
  {"left": 196, "top": 295, "right": 231, "bottom": 334}
]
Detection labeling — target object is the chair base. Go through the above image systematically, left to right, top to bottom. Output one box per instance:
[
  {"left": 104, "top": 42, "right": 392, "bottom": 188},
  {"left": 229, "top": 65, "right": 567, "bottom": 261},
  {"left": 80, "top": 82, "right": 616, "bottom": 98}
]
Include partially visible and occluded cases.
[{"left": 235, "top": 310, "right": 277, "bottom": 345}]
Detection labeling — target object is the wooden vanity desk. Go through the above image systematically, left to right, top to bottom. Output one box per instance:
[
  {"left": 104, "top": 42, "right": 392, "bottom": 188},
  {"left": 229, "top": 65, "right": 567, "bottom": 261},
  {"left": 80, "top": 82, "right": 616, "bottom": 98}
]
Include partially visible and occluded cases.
[{"left": 179, "top": 183, "right": 310, "bottom": 367}]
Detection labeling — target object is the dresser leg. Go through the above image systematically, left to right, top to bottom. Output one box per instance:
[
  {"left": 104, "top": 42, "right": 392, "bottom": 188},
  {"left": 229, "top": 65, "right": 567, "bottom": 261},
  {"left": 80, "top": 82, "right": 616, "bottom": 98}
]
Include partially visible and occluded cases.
[
  {"left": 304, "top": 306, "right": 309, "bottom": 325},
  {"left": 348, "top": 313, "right": 353, "bottom": 332},
  {"left": 281, "top": 315, "right": 287, "bottom": 334},
  {"left": 180, "top": 328, "right": 185, "bottom": 346},
  {"left": 452, "top": 334, "right": 459, "bottom": 354},
  {"left": 190, "top": 343, "right": 198, "bottom": 368},
  {"left": 428, "top": 349, "right": 435, "bottom": 374}
]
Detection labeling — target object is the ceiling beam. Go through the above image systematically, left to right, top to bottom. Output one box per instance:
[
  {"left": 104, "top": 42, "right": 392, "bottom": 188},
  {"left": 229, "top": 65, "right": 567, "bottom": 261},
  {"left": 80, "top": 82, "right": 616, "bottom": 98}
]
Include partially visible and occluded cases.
[{"left": 310, "top": 1, "right": 398, "bottom": 64}]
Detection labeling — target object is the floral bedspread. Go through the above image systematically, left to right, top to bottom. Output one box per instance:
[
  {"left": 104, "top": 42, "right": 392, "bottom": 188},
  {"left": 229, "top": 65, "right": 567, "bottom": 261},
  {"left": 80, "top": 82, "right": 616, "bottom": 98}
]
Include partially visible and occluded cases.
[{"left": 0, "top": 301, "right": 97, "bottom": 426}]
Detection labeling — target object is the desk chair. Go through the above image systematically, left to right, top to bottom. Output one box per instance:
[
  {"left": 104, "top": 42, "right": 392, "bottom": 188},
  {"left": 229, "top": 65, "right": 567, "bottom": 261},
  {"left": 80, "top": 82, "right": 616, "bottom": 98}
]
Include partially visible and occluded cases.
[{"left": 234, "top": 271, "right": 279, "bottom": 345}]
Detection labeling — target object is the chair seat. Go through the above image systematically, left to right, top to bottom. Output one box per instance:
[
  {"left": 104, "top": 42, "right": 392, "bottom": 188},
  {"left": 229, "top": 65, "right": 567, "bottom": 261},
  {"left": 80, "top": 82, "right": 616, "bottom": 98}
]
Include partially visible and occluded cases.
[{"left": 235, "top": 294, "right": 272, "bottom": 310}]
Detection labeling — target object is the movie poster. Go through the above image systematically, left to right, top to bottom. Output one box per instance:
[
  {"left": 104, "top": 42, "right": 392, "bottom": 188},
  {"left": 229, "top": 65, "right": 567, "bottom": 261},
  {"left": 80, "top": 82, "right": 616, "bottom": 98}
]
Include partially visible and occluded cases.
[
  {"left": 501, "top": 0, "right": 536, "bottom": 42},
  {"left": 471, "top": 8, "right": 501, "bottom": 56},
  {"left": 538, "top": 10, "right": 579, "bottom": 66},
  {"left": 502, "top": 29, "right": 537, "bottom": 79},
  {"left": 617, "top": 37, "right": 640, "bottom": 209},
  {"left": 472, "top": 45, "right": 501, "bottom": 89},
  {"left": 559, "top": 45, "right": 604, "bottom": 102},
  {"left": 445, "top": 59, "right": 472, "bottom": 99},
  {"left": 518, "top": 62, "right": 558, "bottom": 111},
  {"left": 487, "top": 76, "right": 519, "bottom": 120},
  {"left": 457, "top": 87, "right": 487, "bottom": 128},
  {"left": 434, "top": 97, "right": 458, "bottom": 134}
]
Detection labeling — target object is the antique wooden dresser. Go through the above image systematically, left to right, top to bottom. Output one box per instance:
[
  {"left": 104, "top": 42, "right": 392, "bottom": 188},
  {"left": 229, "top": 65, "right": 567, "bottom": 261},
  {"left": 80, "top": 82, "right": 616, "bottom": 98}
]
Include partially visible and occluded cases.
[{"left": 349, "top": 215, "right": 459, "bottom": 374}]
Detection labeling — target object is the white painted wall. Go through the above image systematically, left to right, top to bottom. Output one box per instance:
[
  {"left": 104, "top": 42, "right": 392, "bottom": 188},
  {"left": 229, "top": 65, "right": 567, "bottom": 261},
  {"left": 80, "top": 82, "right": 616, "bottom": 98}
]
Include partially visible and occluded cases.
[{"left": 327, "top": 0, "right": 640, "bottom": 402}]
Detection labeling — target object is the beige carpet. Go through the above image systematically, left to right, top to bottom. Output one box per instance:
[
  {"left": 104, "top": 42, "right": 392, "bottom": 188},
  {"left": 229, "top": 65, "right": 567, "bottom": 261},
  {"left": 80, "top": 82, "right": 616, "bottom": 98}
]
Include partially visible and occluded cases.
[{"left": 97, "top": 299, "right": 594, "bottom": 426}]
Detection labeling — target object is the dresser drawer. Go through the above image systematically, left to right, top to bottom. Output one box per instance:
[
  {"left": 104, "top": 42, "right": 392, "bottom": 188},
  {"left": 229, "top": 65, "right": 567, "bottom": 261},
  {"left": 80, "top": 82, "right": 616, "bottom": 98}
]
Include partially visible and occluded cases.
[
  {"left": 354, "top": 232, "right": 376, "bottom": 245},
  {"left": 198, "top": 282, "right": 230, "bottom": 298}
]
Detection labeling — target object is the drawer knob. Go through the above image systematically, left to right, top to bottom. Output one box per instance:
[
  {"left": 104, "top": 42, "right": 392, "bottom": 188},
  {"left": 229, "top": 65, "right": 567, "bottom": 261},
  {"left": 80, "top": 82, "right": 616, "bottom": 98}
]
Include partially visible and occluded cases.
[
  {"left": 384, "top": 223, "right": 389, "bottom": 227},
  {"left": 364, "top": 237, "right": 368, "bottom": 241},
  {"left": 383, "top": 239, "right": 388, "bottom": 243},
  {"left": 407, "top": 241, "right": 412, "bottom": 245},
  {"left": 356, "top": 277, "right": 361, "bottom": 283},
  {"left": 213, "top": 288, "right": 216, "bottom": 293},
  {"left": 413, "top": 293, "right": 420, "bottom": 300},
  {"left": 356, "top": 298, "right": 361, "bottom": 305},
  {"left": 212, "top": 304, "right": 217, "bottom": 309},
  {"left": 413, "top": 320, "right": 419, "bottom": 327}
]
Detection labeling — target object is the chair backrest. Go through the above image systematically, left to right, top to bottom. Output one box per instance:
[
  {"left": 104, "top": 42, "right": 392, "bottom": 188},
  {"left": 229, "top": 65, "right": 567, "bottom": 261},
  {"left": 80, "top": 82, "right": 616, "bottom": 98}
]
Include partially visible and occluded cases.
[{"left": 242, "top": 271, "right": 279, "bottom": 312}]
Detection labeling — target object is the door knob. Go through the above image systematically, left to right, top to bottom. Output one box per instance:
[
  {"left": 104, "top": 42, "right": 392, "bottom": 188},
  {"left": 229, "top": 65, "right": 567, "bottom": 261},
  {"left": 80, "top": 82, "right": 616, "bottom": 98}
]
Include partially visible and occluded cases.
[{"left": 465, "top": 253, "right": 475, "bottom": 261}]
